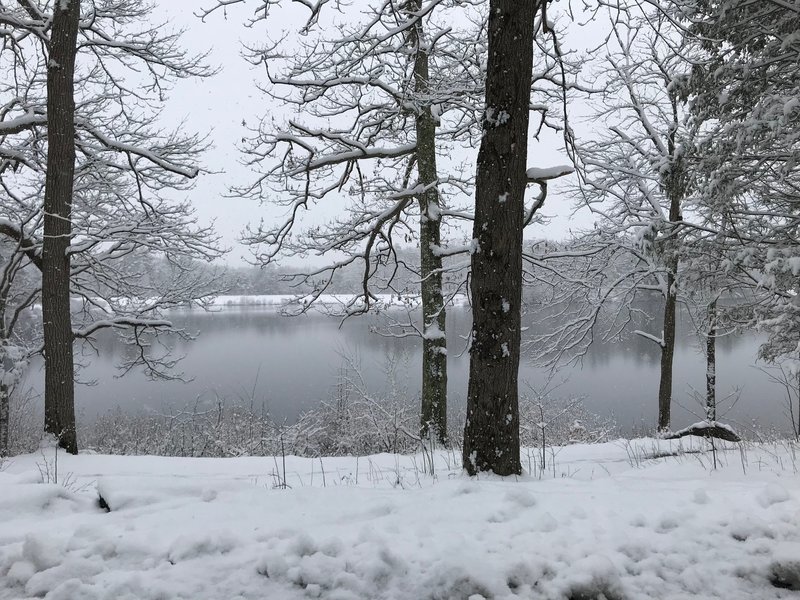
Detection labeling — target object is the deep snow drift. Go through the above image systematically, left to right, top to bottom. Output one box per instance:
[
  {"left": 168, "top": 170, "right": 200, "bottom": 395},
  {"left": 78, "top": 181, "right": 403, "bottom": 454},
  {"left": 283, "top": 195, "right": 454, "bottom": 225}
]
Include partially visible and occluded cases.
[{"left": 2, "top": 439, "right": 800, "bottom": 599}]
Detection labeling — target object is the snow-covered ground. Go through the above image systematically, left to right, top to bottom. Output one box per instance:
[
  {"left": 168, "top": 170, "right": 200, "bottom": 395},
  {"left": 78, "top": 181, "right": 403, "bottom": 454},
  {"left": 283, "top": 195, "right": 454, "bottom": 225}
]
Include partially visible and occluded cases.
[{"left": 2, "top": 438, "right": 800, "bottom": 599}]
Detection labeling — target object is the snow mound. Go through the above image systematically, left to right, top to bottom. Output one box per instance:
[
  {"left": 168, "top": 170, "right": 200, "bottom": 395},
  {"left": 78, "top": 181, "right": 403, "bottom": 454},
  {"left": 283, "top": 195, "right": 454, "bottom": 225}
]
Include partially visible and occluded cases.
[
  {"left": 757, "top": 483, "right": 791, "bottom": 508},
  {"left": 168, "top": 532, "right": 239, "bottom": 563},
  {"left": 559, "top": 555, "right": 626, "bottom": 600}
]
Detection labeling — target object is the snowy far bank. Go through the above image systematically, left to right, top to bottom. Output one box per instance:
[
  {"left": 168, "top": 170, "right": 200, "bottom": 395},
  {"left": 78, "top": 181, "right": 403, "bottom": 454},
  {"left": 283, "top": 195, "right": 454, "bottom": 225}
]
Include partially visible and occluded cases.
[
  {"left": 205, "top": 293, "right": 471, "bottom": 309},
  {"left": 26, "top": 294, "right": 472, "bottom": 314},
  {"left": 2, "top": 439, "right": 800, "bottom": 599}
]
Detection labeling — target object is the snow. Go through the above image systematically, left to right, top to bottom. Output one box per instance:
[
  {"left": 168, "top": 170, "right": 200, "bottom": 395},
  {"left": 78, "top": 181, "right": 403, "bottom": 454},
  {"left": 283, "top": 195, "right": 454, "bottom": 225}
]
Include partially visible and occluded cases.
[
  {"left": 430, "top": 103, "right": 443, "bottom": 125},
  {"left": 484, "top": 107, "right": 510, "bottom": 127},
  {"left": 526, "top": 165, "right": 575, "bottom": 182},
  {"left": 422, "top": 322, "right": 445, "bottom": 340},
  {"left": 632, "top": 329, "right": 665, "bottom": 347},
  {"left": 666, "top": 420, "right": 740, "bottom": 442},
  {"left": 3, "top": 439, "right": 800, "bottom": 599}
]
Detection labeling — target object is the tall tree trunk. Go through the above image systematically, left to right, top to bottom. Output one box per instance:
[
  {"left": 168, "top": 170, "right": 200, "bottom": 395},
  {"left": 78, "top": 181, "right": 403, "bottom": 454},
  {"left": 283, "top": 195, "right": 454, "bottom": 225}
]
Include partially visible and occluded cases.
[
  {"left": 42, "top": 0, "right": 80, "bottom": 454},
  {"left": 463, "top": 0, "right": 535, "bottom": 476},
  {"left": 411, "top": 3, "right": 447, "bottom": 443},
  {"left": 657, "top": 178, "right": 683, "bottom": 431},
  {"left": 657, "top": 267, "right": 676, "bottom": 431},
  {"left": 0, "top": 292, "right": 9, "bottom": 456},
  {"left": 705, "top": 298, "right": 717, "bottom": 421},
  {"left": 0, "top": 309, "right": 8, "bottom": 456},
  {"left": 0, "top": 382, "right": 7, "bottom": 456}
]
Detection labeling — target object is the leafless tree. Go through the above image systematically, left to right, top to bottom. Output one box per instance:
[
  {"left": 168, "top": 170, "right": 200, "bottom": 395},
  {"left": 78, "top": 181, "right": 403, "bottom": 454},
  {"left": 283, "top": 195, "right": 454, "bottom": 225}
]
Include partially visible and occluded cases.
[
  {"left": 0, "top": 0, "right": 223, "bottom": 452},
  {"left": 200, "top": 0, "right": 490, "bottom": 443},
  {"left": 530, "top": 8, "right": 696, "bottom": 431},
  {"left": 0, "top": 230, "right": 40, "bottom": 456}
]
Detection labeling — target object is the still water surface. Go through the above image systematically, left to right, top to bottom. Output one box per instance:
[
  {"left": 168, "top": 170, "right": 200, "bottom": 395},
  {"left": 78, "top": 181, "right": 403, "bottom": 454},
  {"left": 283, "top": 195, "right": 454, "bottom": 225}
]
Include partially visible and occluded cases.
[{"left": 24, "top": 303, "right": 790, "bottom": 436}]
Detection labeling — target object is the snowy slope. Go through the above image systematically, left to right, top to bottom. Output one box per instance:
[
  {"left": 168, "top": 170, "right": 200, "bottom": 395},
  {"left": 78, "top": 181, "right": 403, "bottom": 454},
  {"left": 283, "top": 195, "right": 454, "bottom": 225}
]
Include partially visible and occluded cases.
[{"left": 2, "top": 439, "right": 800, "bottom": 599}]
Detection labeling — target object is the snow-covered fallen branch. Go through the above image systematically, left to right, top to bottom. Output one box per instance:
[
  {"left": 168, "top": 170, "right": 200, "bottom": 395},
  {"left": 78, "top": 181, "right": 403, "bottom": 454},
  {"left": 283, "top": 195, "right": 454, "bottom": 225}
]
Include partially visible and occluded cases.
[{"left": 662, "top": 421, "right": 741, "bottom": 443}]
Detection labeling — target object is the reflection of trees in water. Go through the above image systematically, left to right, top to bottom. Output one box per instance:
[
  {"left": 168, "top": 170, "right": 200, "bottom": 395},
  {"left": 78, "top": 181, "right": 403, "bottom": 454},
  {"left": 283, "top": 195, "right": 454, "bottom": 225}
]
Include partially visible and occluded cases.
[
  {"left": 523, "top": 295, "right": 757, "bottom": 371},
  {"left": 36, "top": 302, "right": 760, "bottom": 385},
  {"left": 23, "top": 303, "right": 772, "bottom": 435},
  {"left": 161, "top": 308, "right": 475, "bottom": 358}
]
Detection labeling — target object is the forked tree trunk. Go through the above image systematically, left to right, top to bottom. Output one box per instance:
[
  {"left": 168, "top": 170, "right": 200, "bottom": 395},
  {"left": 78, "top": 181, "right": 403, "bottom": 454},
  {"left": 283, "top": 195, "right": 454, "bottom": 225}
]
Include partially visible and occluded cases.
[
  {"left": 42, "top": 0, "right": 80, "bottom": 454},
  {"left": 463, "top": 0, "right": 535, "bottom": 476},
  {"left": 411, "top": 4, "right": 447, "bottom": 443}
]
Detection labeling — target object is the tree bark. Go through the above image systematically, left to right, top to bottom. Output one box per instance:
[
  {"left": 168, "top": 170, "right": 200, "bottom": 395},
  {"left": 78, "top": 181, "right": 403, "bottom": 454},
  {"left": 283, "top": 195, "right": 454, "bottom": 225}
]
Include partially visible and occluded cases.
[
  {"left": 42, "top": 0, "right": 80, "bottom": 454},
  {"left": 463, "top": 0, "right": 535, "bottom": 476},
  {"left": 411, "top": 3, "right": 447, "bottom": 443},
  {"left": 657, "top": 171, "right": 683, "bottom": 431},
  {"left": 657, "top": 267, "right": 676, "bottom": 431},
  {"left": 706, "top": 298, "right": 717, "bottom": 421},
  {"left": 0, "top": 383, "right": 8, "bottom": 456}
]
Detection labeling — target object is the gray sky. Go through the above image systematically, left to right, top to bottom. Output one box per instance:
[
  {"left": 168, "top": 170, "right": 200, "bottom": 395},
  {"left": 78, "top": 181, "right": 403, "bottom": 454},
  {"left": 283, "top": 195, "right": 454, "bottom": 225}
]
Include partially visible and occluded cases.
[{"left": 151, "top": 1, "right": 598, "bottom": 266}]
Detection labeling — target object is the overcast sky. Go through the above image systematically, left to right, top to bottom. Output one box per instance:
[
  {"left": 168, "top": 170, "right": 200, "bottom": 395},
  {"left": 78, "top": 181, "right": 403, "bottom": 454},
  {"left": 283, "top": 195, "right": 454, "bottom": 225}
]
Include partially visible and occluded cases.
[{"left": 150, "top": 1, "right": 598, "bottom": 266}]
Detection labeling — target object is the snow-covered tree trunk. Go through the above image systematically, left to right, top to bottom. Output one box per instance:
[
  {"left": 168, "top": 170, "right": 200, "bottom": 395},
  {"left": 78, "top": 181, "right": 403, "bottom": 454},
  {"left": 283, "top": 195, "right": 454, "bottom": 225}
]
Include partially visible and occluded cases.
[
  {"left": 42, "top": 0, "right": 80, "bottom": 454},
  {"left": 463, "top": 0, "right": 535, "bottom": 476},
  {"left": 411, "top": 3, "right": 447, "bottom": 443},
  {"left": 657, "top": 136, "right": 686, "bottom": 431},
  {"left": 658, "top": 264, "right": 677, "bottom": 431},
  {"left": 706, "top": 298, "right": 717, "bottom": 421},
  {"left": 0, "top": 306, "right": 9, "bottom": 456},
  {"left": 0, "top": 382, "right": 7, "bottom": 456}
]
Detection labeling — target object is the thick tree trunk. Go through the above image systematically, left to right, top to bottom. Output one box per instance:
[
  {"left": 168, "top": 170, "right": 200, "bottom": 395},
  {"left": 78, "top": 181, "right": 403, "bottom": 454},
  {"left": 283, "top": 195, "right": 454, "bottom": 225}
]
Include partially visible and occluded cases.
[
  {"left": 42, "top": 0, "right": 80, "bottom": 454},
  {"left": 463, "top": 0, "right": 535, "bottom": 476},
  {"left": 411, "top": 4, "right": 447, "bottom": 443},
  {"left": 657, "top": 175, "right": 683, "bottom": 431},
  {"left": 657, "top": 268, "right": 676, "bottom": 431},
  {"left": 706, "top": 299, "right": 717, "bottom": 421}
]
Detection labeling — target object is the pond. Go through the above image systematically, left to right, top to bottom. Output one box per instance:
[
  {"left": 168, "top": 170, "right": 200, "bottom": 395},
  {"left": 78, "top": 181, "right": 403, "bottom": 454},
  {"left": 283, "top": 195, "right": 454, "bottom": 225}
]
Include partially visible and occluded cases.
[{"left": 21, "top": 300, "right": 791, "bottom": 437}]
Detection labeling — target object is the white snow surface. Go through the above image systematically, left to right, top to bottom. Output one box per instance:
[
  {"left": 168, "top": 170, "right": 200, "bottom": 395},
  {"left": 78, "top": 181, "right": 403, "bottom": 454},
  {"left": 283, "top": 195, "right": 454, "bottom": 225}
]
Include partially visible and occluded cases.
[
  {"left": 525, "top": 165, "right": 575, "bottom": 181},
  {"left": 2, "top": 439, "right": 800, "bottom": 599}
]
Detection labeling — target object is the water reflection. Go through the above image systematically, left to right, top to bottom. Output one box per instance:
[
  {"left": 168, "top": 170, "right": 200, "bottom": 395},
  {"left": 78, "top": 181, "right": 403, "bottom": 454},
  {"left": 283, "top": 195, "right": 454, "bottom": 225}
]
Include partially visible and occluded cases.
[{"left": 23, "top": 303, "right": 788, "bottom": 436}]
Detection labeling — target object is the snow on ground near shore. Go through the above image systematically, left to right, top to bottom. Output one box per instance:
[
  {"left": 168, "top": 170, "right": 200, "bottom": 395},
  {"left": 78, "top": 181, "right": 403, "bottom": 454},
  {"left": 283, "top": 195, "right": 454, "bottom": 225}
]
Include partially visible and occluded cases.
[{"left": 2, "top": 439, "right": 800, "bottom": 599}]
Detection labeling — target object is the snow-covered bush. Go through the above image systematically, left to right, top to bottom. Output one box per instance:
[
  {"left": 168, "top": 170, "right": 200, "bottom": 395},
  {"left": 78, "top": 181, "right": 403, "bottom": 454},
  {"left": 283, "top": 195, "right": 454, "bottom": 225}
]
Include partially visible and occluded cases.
[
  {"left": 7, "top": 388, "right": 40, "bottom": 455},
  {"left": 78, "top": 388, "right": 614, "bottom": 459},
  {"left": 519, "top": 392, "right": 616, "bottom": 448},
  {"left": 86, "top": 401, "right": 275, "bottom": 458}
]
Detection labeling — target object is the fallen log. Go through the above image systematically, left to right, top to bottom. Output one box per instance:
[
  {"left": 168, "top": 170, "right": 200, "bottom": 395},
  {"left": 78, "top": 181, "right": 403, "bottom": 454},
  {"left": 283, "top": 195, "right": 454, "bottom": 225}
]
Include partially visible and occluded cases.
[{"left": 662, "top": 421, "right": 741, "bottom": 443}]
